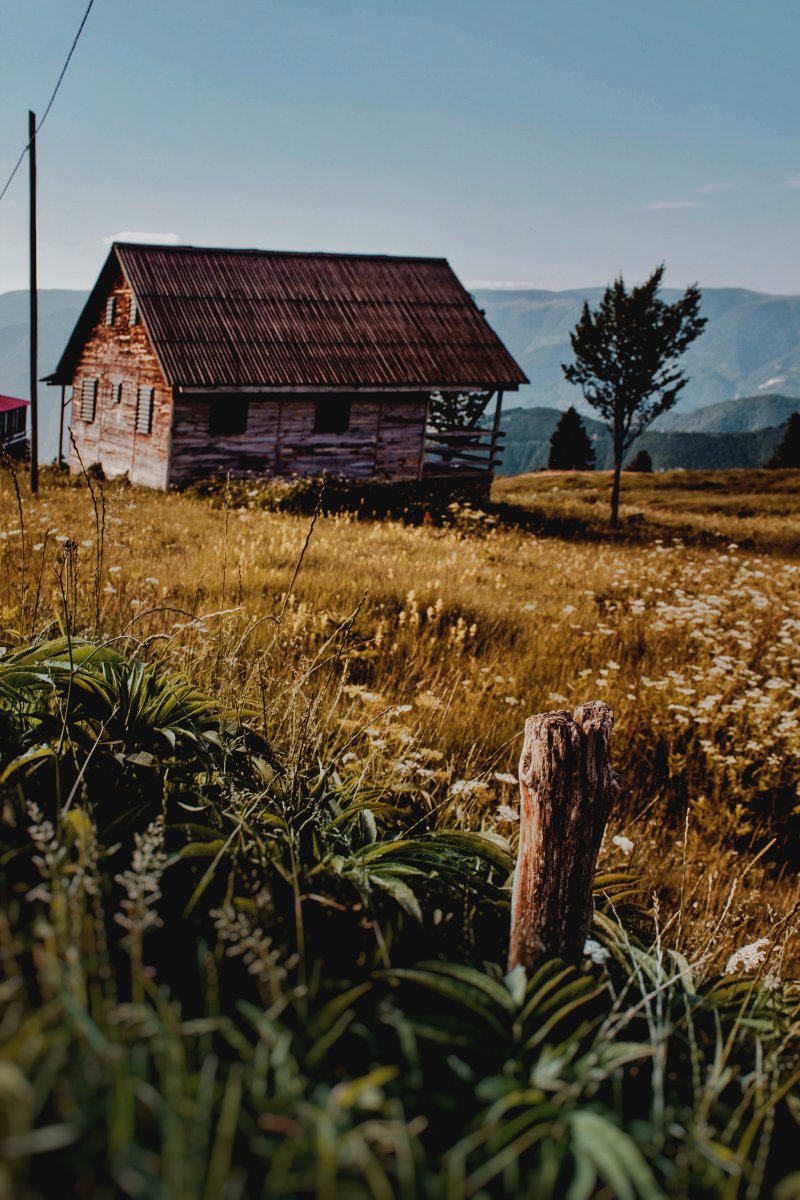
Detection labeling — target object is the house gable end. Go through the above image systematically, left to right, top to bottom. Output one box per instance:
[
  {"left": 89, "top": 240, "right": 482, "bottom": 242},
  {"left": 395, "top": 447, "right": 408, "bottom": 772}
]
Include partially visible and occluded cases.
[
  {"left": 43, "top": 246, "right": 171, "bottom": 390},
  {"left": 66, "top": 261, "right": 173, "bottom": 489}
]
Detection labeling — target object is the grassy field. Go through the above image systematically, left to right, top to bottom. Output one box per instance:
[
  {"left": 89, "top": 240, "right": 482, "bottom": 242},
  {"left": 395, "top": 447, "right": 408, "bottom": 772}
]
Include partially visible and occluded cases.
[
  {"left": 1, "top": 464, "right": 799, "bottom": 1197},
  {"left": 495, "top": 468, "right": 800, "bottom": 556}
]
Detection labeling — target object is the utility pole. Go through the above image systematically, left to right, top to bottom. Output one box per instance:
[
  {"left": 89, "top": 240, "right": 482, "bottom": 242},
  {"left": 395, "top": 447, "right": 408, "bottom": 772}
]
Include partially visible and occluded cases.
[{"left": 29, "top": 110, "right": 39, "bottom": 494}]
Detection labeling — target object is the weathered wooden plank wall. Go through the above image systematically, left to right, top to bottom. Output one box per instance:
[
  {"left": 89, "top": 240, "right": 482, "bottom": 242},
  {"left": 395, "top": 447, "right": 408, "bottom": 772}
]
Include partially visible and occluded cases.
[
  {"left": 70, "top": 273, "right": 172, "bottom": 489},
  {"left": 169, "top": 394, "right": 428, "bottom": 486},
  {"left": 373, "top": 398, "right": 428, "bottom": 480}
]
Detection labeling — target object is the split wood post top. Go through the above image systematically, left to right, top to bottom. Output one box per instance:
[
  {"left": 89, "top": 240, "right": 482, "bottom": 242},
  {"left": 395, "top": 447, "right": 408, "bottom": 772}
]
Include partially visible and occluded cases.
[{"left": 508, "top": 701, "right": 617, "bottom": 972}]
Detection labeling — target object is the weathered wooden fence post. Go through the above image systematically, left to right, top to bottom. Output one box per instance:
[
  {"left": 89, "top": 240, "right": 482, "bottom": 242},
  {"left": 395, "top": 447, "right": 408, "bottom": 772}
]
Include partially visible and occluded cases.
[{"left": 508, "top": 701, "right": 616, "bottom": 971}]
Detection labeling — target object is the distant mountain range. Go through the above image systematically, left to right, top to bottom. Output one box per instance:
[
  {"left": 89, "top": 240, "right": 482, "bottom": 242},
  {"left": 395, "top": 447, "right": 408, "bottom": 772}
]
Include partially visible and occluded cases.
[
  {"left": 1, "top": 285, "right": 799, "bottom": 469},
  {"left": 472, "top": 286, "right": 800, "bottom": 413}
]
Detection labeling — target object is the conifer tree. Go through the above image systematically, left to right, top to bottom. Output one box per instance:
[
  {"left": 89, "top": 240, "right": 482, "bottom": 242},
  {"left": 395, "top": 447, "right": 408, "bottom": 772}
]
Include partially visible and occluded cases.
[
  {"left": 548, "top": 406, "right": 596, "bottom": 470},
  {"left": 767, "top": 412, "right": 800, "bottom": 467},
  {"left": 626, "top": 448, "right": 653, "bottom": 472}
]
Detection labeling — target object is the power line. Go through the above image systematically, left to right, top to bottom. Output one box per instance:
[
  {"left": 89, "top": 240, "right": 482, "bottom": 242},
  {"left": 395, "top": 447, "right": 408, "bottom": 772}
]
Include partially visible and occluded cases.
[{"left": 0, "top": 0, "right": 96, "bottom": 205}]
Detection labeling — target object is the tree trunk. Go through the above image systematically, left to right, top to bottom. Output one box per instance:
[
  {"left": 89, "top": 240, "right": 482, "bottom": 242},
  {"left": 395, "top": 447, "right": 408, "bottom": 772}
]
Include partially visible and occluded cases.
[
  {"left": 610, "top": 453, "right": 623, "bottom": 527},
  {"left": 508, "top": 702, "right": 616, "bottom": 972}
]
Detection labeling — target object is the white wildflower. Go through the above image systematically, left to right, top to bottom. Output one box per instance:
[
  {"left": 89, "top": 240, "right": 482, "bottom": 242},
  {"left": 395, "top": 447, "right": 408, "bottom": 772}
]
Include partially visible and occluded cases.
[
  {"left": 493, "top": 771, "right": 517, "bottom": 785},
  {"left": 450, "top": 778, "right": 491, "bottom": 799},
  {"left": 496, "top": 805, "right": 519, "bottom": 822},
  {"left": 611, "top": 835, "right": 634, "bottom": 856},
  {"left": 725, "top": 937, "right": 770, "bottom": 975},
  {"left": 583, "top": 939, "right": 610, "bottom": 965}
]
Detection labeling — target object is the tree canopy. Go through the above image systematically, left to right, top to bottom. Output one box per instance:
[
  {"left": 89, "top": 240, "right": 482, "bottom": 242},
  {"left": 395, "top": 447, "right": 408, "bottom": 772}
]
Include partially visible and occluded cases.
[
  {"left": 562, "top": 265, "right": 706, "bottom": 523},
  {"left": 429, "top": 390, "right": 492, "bottom": 431}
]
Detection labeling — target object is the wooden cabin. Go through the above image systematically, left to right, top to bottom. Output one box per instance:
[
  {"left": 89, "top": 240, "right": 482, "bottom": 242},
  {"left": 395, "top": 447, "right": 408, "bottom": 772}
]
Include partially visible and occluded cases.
[
  {"left": 45, "top": 243, "right": 527, "bottom": 490},
  {"left": 0, "top": 395, "right": 29, "bottom": 456}
]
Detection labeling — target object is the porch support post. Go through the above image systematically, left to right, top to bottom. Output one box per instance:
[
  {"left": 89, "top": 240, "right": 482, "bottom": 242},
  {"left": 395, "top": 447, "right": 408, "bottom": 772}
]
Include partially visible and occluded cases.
[
  {"left": 58, "top": 385, "right": 66, "bottom": 468},
  {"left": 490, "top": 389, "right": 504, "bottom": 475}
]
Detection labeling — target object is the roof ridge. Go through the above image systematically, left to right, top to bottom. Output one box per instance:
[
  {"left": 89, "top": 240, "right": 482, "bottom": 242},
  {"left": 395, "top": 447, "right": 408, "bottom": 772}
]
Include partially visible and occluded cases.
[{"left": 115, "top": 242, "right": 452, "bottom": 267}]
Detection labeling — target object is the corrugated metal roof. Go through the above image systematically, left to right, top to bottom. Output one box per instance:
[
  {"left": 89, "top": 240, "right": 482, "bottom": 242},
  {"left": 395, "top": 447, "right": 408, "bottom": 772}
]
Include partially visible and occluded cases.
[{"left": 48, "top": 244, "right": 528, "bottom": 391}]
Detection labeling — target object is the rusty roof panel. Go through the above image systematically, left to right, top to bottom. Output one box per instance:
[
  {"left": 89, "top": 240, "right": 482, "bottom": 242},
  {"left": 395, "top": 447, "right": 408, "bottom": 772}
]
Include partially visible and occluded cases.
[{"left": 49, "top": 244, "right": 528, "bottom": 391}]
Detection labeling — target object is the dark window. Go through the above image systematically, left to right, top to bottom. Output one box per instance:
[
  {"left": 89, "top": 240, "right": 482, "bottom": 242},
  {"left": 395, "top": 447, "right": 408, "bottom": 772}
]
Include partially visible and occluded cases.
[
  {"left": 105, "top": 296, "right": 116, "bottom": 326},
  {"left": 130, "top": 298, "right": 139, "bottom": 326},
  {"left": 80, "top": 379, "right": 98, "bottom": 422},
  {"left": 112, "top": 382, "right": 123, "bottom": 405},
  {"left": 136, "top": 386, "right": 154, "bottom": 435},
  {"left": 210, "top": 396, "right": 249, "bottom": 436},
  {"left": 314, "top": 398, "right": 350, "bottom": 434},
  {"left": 3, "top": 407, "right": 25, "bottom": 437},
  {"left": 0, "top": 409, "right": 21, "bottom": 439}
]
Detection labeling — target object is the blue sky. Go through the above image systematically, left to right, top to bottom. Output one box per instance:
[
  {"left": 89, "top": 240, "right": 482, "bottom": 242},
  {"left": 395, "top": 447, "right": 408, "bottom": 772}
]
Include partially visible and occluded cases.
[{"left": 2, "top": 0, "right": 799, "bottom": 294}]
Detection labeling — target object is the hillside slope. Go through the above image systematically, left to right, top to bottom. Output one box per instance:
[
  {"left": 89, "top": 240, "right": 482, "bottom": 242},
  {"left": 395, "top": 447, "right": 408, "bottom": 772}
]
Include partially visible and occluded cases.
[
  {"left": 654, "top": 392, "right": 800, "bottom": 433},
  {"left": 494, "top": 406, "right": 785, "bottom": 475}
]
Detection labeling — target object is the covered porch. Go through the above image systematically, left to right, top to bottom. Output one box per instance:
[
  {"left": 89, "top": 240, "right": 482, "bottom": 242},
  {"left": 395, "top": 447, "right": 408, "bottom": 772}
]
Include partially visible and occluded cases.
[{"left": 422, "top": 389, "right": 506, "bottom": 484}]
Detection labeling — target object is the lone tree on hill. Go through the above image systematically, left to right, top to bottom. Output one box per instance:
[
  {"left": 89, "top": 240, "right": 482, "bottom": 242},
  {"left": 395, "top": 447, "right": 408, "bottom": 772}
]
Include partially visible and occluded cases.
[
  {"left": 562, "top": 265, "right": 706, "bottom": 525},
  {"left": 548, "top": 406, "right": 596, "bottom": 470},
  {"left": 767, "top": 412, "right": 800, "bottom": 467},
  {"left": 626, "top": 448, "right": 654, "bottom": 473}
]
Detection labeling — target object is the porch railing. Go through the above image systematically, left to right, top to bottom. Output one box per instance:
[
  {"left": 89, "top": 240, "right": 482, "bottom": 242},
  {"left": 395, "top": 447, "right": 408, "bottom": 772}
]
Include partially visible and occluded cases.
[{"left": 422, "top": 427, "right": 505, "bottom": 480}]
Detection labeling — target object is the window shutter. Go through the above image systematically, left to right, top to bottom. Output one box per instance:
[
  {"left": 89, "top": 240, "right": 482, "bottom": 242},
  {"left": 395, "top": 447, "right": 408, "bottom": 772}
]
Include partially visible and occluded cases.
[
  {"left": 105, "top": 296, "right": 116, "bottom": 326},
  {"left": 130, "top": 298, "right": 139, "bottom": 326},
  {"left": 80, "top": 379, "right": 98, "bottom": 422},
  {"left": 112, "top": 382, "right": 122, "bottom": 405},
  {"left": 136, "top": 386, "right": 154, "bottom": 435}
]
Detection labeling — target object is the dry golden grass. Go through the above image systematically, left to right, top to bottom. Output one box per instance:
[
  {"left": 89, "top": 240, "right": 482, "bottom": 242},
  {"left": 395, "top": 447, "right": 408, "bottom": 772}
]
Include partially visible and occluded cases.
[
  {"left": 2, "top": 464, "right": 799, "bottom": 974},
  {"left": 495, "top": 468, "right": 800, "bottom": 555}
]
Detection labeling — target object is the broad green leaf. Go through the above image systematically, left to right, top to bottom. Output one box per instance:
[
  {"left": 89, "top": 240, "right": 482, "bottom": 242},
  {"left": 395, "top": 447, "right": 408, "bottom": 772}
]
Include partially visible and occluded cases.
[{"left": 568, "top": 1110, "right": 663, "bottom": 1200}]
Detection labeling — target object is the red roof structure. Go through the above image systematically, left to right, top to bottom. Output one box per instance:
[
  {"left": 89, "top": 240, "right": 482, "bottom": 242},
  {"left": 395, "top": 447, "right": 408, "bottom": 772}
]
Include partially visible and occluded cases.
[
  {"left": 47, "top": 244, "right": 528, "bottom": 392},
  {"left": 0, "top": 395, "right": 29, "bottom": 413}
]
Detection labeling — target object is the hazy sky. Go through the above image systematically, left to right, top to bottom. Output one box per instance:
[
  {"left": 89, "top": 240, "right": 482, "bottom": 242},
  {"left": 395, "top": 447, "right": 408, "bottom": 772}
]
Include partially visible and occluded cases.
[{"left": 2, "top": 0, "right": 799, "bottom": 295}]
